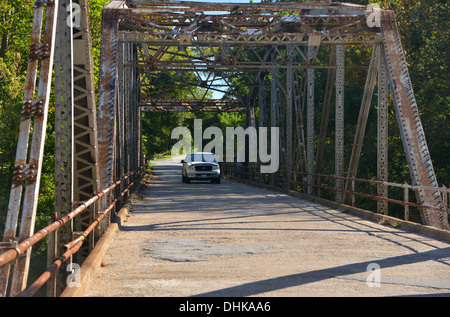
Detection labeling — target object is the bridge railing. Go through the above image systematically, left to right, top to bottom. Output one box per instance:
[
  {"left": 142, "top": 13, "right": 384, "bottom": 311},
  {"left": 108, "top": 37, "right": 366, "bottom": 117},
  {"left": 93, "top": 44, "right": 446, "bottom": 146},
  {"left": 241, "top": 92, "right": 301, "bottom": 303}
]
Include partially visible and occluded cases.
[
  {"left": 222, "top": 163, "right": 450, "bottom": 225},
  {"left": 0, "top": 166, "right": 145, "bottom": 297}
]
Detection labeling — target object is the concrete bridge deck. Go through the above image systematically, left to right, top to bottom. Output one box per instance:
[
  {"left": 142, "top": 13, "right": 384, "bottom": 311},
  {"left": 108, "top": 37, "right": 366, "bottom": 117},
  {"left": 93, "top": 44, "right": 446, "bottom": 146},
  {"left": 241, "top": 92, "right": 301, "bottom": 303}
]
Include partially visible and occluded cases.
[{"left": 85, "top": 157, "right": 450, "bottom": 297}]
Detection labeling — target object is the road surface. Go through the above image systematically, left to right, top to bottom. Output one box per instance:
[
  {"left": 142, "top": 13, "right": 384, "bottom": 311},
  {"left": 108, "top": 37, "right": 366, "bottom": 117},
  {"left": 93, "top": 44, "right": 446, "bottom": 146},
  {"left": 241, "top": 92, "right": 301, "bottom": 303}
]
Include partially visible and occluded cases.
[{"left": 85, "top": 156, "right": 450, "bottom": 297}]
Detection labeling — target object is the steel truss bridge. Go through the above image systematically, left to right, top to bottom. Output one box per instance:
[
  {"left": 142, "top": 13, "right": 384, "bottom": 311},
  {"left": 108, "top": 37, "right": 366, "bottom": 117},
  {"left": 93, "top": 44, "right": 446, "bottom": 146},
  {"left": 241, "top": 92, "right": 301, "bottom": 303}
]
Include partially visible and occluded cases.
[{"left": 0, "top": 0, "right": 449, "bottom": 297}]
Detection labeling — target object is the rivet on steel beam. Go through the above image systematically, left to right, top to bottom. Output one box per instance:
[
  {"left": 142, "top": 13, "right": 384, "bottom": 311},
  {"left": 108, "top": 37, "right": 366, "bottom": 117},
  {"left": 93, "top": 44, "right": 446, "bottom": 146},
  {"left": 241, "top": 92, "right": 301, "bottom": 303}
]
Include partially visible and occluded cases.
[
  {"left": 29, "top": 43, "right": 50, "bottom": 61},
  {"left": 21, "top": 100, "right": 44, "bottom": 116},
  {"left": 21, "top": 100, "right": 32, "bottom": 114},
  {"left": 13, "top": 164, "right": 26, "bottom": 183}
]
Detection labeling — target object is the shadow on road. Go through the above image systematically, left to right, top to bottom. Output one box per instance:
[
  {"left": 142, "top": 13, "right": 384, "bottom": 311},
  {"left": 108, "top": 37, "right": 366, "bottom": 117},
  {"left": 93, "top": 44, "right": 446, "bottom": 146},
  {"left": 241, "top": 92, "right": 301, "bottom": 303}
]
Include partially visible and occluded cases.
[{"left": 191, "top": 247, "right": 450, "bottom": 297}]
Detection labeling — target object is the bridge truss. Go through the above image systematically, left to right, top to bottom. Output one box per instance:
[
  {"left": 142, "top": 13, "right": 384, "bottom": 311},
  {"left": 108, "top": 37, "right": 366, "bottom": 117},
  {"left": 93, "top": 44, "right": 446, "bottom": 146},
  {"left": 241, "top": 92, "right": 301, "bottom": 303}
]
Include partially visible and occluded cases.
[{"left": 0, "top": 0, "right": 448, "bottom": 297}]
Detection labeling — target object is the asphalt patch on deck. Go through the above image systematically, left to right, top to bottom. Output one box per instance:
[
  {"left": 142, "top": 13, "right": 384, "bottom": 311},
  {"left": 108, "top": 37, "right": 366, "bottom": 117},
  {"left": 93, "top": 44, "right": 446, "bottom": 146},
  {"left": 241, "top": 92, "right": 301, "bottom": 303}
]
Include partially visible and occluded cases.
[{"left": 142, "top": 238, "right": 273, "bottom": 262}]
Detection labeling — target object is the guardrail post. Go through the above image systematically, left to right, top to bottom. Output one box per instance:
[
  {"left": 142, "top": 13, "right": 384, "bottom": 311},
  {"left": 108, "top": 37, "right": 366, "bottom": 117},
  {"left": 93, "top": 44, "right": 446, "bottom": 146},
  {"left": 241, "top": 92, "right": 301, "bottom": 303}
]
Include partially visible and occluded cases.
[
  {"left": 351, "top": 180, "right": 355, "bottom": 207},
  {"left": 404, "top": 184, "right": 409, "bottom": 221},
  {"left": 443, "top": 186, "right": 448, "bottom": 212}
]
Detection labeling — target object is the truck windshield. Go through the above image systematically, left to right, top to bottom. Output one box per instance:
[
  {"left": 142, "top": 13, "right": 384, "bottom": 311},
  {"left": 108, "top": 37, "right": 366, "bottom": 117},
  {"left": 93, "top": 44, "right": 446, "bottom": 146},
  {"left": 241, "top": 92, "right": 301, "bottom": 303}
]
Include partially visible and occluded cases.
[{"left": 190, "top": 153, "right": 217, "bottom": 162}]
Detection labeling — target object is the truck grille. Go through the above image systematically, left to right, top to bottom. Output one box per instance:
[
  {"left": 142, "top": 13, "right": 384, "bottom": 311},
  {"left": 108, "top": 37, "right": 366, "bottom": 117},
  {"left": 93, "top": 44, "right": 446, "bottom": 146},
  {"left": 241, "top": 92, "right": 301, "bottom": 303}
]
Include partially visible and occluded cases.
[{"left": 195, "top": 165, "right": 213, "bottom": 171}]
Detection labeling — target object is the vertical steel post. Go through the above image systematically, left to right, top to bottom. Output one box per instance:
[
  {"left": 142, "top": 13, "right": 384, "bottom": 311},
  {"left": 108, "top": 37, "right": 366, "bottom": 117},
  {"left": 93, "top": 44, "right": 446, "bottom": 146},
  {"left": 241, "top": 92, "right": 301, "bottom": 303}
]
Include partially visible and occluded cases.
[
  {"left": 51, "top": 0, "right": 74, "bottom": 297},
  {"left": 54, "top": 0, "right": 74, "bottom": 228},
  {"left": 72, "top": 0, "right": 101, "bottom": 260},
  {"left": 97, "top": 2, "right": 132, "bottom": 244},
  {"left": 97, "top": 5, "right": 121, "bottom": 211},
  {"left": 117, "top": 41, "right": 125, "bottom": 209},
  {"left": 122, "top": 43, "right": 130, "bottom": 203},
  {"left": 126, "top": 43, "right": 132, "bottom": 174},
  {"left": 132, "top": 44, "right": 140, "bottom": 173},
  {"left": 335, "top": 45, "right": 345, "bottom": 203},
  {"left": 377, "top": 45, "right": 389, "bottom": 214},
  {"left": 136, "top": 46, "right": 141, "bottom": 169},
  {"left": 286, "top": 46, "right": 293, "bottom": 190},
  {"left": 306, "top": 46, "right": 315, "bottom": 196},
  {"left": 344, "top": 46, "right": 378, "bottom": 204},
  {"left": 315, "top": 48, "right": 336, "bottom": 195},
  {"left": 137, "top": 52, "right": 143, "bottom": 171},
  {"left": 270, "top": 52, "right": 278, "bottom": 186},
  {"left": 293, "top": 65, "right": 308, "bottom": 193},
  {"left": 259, "top": 73, "right": 266, "bottom": 183},
  {"left": 259, "top": 74, "right": 266, "bottom": 129},
  {"left": 246, "top": 96, "right": 256, "bottom": 180}
]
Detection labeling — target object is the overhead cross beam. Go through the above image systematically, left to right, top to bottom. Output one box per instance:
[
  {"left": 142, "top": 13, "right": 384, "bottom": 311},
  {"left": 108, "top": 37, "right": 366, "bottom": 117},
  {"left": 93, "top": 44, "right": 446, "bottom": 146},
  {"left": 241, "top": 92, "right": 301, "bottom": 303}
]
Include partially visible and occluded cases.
[{"left": 140, "top": 99, "right": 246, "bottom": 112}]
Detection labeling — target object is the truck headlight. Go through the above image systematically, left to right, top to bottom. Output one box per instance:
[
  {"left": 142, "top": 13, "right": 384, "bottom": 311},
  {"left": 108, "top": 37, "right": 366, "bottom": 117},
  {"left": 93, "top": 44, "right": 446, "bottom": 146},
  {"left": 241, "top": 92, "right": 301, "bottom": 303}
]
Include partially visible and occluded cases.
[
  {"left": 187, "top": 165, "right": 195, "bottom": 171},
  {"left": 213, "top": 165, "right": 220, "bottom": 171}
]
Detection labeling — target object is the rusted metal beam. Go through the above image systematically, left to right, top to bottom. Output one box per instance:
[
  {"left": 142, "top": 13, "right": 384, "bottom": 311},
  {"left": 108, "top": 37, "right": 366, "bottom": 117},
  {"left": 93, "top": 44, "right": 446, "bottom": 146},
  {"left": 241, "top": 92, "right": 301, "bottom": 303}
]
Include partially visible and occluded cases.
[
  {"left": 0, "top": 0, "right": 59, "bottom": 297},
  {"left": 0, "top": 0, "right": 48, "bottom": 295},
  {"left": 52, "top": 0, "right": 74, "bottom": 297},
  {"left": 71, "top": 0, "right": 101, "bottom": 265},
  {"left": 51, "top": 1, "right": 101, "bottom": 294},
  {"left": 127, "top": 1, "right": 367, "bottom": 14},
  {"left": 117, "top": 2, "right": 381, "bottom": 47},
  {"left": 96, "top": 3, "right": 133, "bottom": 272},
  {"left": 98, "top": 4, "right": 124, "bottom": 192},
  {"left": 380, "top": 10, "right": 449, "bottom": 230},
  {"left": 124, "top": 14, "right": 365, "bottom": 28},
  {"left": 118, "top": 31, "right": 382, "bottom": 46},
  {"left": 377, "top": 44, "right": 389, "bottom": 215},
  {"left": 344, "top": 45, "right": 379, "bottom": 204},
  {"left": 286, "top": 46, "right": 293, "bottom": 190},
  {"left": 306, "top": 46, "right": 315, "bottom": 196},
  {"left": 125, "top": 61, "right": 335, "bottom": 70},
  {"left": 140, "top": 99, "right": 246, "bottom": 112}
]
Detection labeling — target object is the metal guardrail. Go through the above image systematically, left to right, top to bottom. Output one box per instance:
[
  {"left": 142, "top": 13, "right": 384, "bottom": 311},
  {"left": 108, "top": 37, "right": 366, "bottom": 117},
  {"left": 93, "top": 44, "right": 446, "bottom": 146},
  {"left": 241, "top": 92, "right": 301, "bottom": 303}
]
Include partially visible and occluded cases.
[
  {"left": 222, "top": 163, "right": 450, "bottom": 223},
  {"left": 0, "top": 166, "right": 144, "bottom": 297}
]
